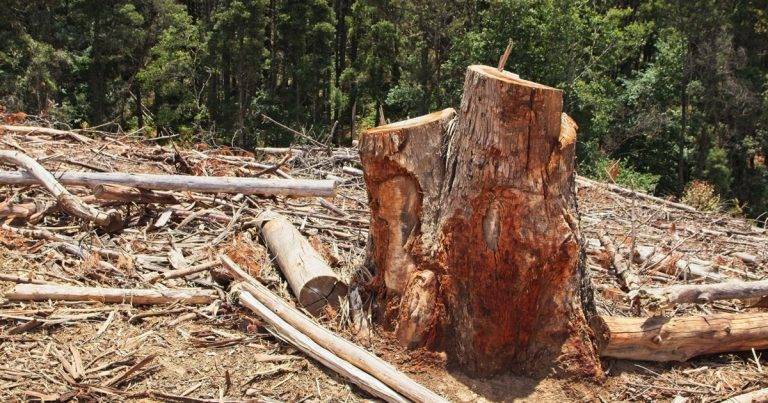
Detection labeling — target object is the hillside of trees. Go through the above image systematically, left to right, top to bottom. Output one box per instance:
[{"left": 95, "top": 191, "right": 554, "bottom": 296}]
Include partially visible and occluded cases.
[{"left": 2, "top": 0, "right": 767, "bottom": 216}]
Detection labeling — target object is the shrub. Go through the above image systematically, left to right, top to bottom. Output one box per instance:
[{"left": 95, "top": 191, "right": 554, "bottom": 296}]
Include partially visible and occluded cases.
[
  {"left": 581, "top": 157, "right": 660, "bottom": 193},
  {"left": 681, "top": 180, "right": 722, "bottom": 212}
]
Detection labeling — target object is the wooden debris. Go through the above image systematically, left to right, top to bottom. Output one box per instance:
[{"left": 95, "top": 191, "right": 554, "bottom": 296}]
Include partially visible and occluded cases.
[
  {"left": 1, "top": 124, "right": 92, "bottom": 143},
  {"left": 0, "top": 150, "right": 121, "bottom": 229},
  {"left": 0, "top": 170, "right": 336, "bottom": 197},
  {"left": 576, "top": 175, "right": 698, "bottom": 213},
  {"left": 92, "top": 184, "right": 179, "bottom": 204},
  {"left": 257, "top": 211, "right": 347, "bottom": 314},
  {"left": 598, "top": 232, "right": 642, "bottom": 291},
  {"left": 221, "top": 255, "right": 447, "bottom": 403},
  {"left": 147, "top": 261, "right": 220, "bottom": 283},
  {"left": 637, "top": 279, "right": 768, "bottom": 306},
  {"left": 6, "top": 284, "right": 216, "bottom": 305},
  {"left": 237, "top": 290, "right": 407, "bottom": 402},
  {"left": 592, "top": 313, "right": 768, "bottom": 361}
]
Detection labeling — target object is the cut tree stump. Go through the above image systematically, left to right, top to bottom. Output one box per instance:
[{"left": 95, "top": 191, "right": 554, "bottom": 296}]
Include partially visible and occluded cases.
[
  {"left": 359, "top": 65, "right": 601, "bottom": 377},
  {"left": 592, "top": 313, "right": 768, "bottom": 362}
]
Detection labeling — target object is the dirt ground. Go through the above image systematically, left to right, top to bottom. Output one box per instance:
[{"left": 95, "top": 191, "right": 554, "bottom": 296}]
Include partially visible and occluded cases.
[{"left": 1, "top": 126, "right": 767, "bottom": 401}]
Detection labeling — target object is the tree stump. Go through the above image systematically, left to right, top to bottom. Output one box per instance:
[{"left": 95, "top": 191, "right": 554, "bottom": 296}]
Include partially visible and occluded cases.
[{"left": 359, "top": 65, "right": 602, "bottom": 377}]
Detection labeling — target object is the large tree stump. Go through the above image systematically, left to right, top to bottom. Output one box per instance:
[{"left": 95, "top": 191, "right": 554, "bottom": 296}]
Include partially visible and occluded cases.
[{"left": 360, "top": 65, "right": 601, "bottom": 377}]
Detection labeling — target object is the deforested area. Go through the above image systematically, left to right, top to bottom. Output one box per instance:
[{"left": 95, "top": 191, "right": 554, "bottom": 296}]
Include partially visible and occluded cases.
[{"left": 2, "top": 1, "right": 768, "bottom": 402}]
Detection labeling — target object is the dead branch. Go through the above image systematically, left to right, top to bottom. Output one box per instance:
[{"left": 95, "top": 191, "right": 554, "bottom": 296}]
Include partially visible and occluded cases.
[{"left": 0, "top": 150, "right": 121, "bottom": 229}]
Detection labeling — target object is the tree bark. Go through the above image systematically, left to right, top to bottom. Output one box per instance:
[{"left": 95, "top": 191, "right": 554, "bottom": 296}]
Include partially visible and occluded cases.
[
  {"left": 360, "top": 65, "right": 601, "bottom": 377},
  {"left": 592, "top": 313, "right": 768, "bottom": 362}
]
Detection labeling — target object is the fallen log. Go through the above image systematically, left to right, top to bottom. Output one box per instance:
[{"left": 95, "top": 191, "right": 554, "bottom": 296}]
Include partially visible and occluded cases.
[
  {"left": 1, "top": 124, "right": 92, "bottom": 143},
  {"left": 0, "top": 151, "right": 121, "bottom": 229},
  {"left": 342, "top": 166, "right": 363, "bottom": 176},
  {"left": 0, "top": 170, "right": 336, "bottom": 197},
  {"left": 576, "top": 175, "right": 698, "bottom": 213},
  {"left": 92, "top": 184, "right": 179, "bottom": 204},
  {"left": 0, "top": 200, "right": 42, "bottom": 219},
  {"left": 257, "top": 211, "right": 347, "bottom": 314},
  {"left": 220, "top": 255, "right": 447, "bottom": 403},
  {"left": 637, "top": 279, "right": 768, "bottom": 305},
  {"left": 5, "top": 284, "right": 216, "bottom": 305},
  {"left": 236, "top": 289, "right": 407, "bottom": 402},
  {"left": 592, "top": 313, "right": 768, "bottom": 361}
]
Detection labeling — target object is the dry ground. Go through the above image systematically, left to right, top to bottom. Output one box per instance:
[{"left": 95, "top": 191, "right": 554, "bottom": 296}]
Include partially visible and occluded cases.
[{"left": 1, "top": 125, "right": 767, "bottom": 402}]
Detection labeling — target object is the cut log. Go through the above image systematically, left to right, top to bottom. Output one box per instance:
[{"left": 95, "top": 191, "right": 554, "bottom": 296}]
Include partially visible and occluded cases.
[
  {"left": 359, "top": 65, "right": 601, "bottom": 377},
  {"left": 0, "top": 151, "right": 121, "bottom": 229},
  {"left": 342, "top": 166, "right": 363, "bottom": 176},
  {"left": 0, "top": 170, "right": 335, "bottom": 197},
  {"left": 92, "top": 184, "right": 179, "bottom": 204},
  {"left": 257, "top": 211, "right": 347, "bottom": 314},
  {"left": 221, "top": 255, "right": 447, "bottom": 403},
  {"left": 638, "top": 279, "right": 768, "bottom": 305},
  {"left": 6, "top": 284, "right": 216, "bottom": 305},
  {"left": 236, "top": 290, "right": 407, "bottom": 402},
  {"left": 592, "top": 313, "right": 768, "bottom": 361}
]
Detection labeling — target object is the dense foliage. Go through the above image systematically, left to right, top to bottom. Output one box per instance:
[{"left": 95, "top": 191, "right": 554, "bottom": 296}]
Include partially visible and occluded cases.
[{"left": 2, "top": 1, "right": 767, "bottom": 216}]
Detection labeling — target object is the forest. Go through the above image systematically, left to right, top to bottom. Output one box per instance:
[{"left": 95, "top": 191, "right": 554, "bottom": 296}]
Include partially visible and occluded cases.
[{"left": 2, "top": 0, "right": 767, "bottom": 217}]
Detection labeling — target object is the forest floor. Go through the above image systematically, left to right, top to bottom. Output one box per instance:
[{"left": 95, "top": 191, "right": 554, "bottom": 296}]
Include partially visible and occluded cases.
[{"left": 0, "top": 124, "right": 767, "bottom": 402}]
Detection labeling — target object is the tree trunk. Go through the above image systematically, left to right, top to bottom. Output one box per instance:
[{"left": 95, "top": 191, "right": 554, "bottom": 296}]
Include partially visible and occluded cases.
[{"left": 359, "top": 65, "right": 601, "bottom": 378}]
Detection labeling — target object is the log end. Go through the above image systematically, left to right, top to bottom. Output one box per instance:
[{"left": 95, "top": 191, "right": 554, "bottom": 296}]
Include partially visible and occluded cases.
[
  {"left": 364, "top": 108, "right": 455, "bottom": 135},
  {"left": 300, "top": 276, "right": 349, "bottom": 315},
  {"left": 589, "top": 315, "right": 611, "bottom": 355}
]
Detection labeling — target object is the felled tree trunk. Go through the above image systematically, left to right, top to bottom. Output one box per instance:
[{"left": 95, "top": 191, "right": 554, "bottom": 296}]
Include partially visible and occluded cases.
[
  {"left": 360, "top": 65, "right": 601, "bottom": 377},
  {"left": 593, "top": 313, "right": 768, "bottom": 362}
]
